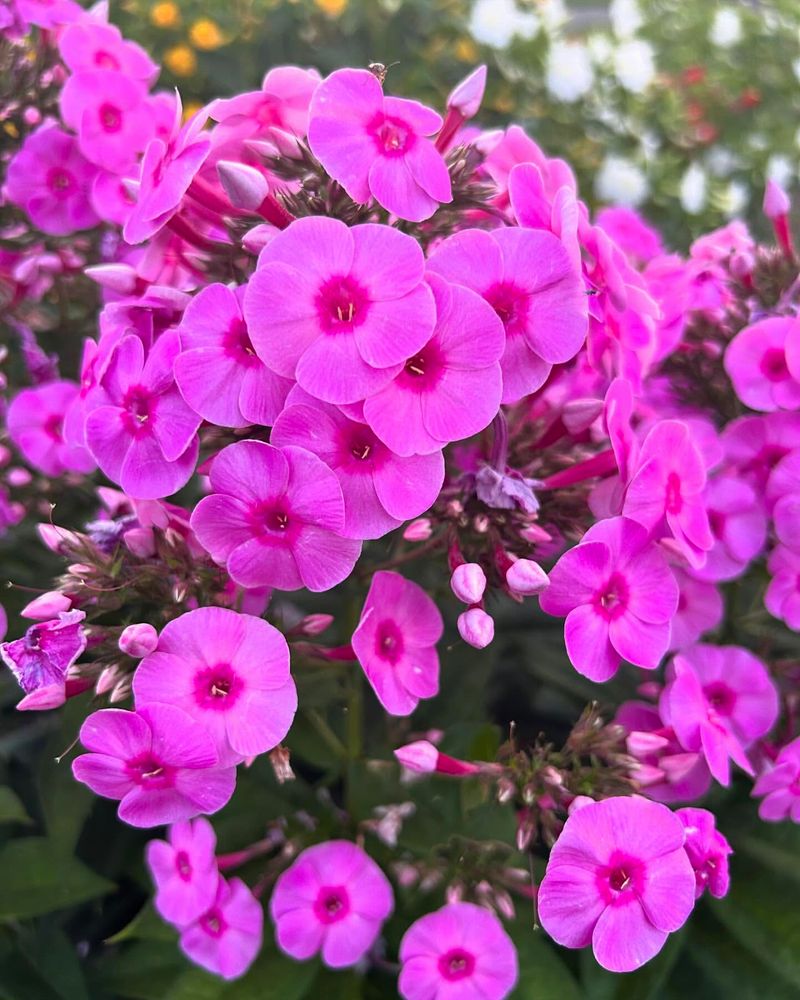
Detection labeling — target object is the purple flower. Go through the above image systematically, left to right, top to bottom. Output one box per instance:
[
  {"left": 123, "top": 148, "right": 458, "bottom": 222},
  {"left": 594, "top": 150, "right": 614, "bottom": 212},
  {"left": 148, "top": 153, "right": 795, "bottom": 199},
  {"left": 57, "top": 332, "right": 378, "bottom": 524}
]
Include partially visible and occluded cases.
[
  {"left": 58, "top": 21, "right": 159, "bottom": 83},
  {"left": 208, "top": 65, "right": 319, "bottom": 137},
  {"left": 308, "top": 68, "right": 452, "bottom": 222},
  {"left": 244, "top": 216, "right": 435, "bottom": 404},
  {"left": 724, "top": 317, "right": 800, "bottom": 412},
  {"left": 85, "top": 332, "right": 201, "bottom": 500},
  {"left": 7, "top": 380, "right": 95, "bottom": 476},
  {"left": 271, "top": 388, "right": 444, "bottom": 539},
  {"left": 191, "top": 440, "right": 361, "bottom": 592},
  {"left": 539, "top": 516, "right": 679, "bottom": 682},
  {"left": 765, "top": 544, "right": 800, "bottom": 629},
  {"left": 352, "top": 571, "right": 443, "bottom": 716},
  {"left": 133, "top": 607, "right": 297, "bottom": 766},
  {"left": 0, "top": 610, "right": 86, "bottom": 711},
  {"left": 72, "top": 704, "right": 236, "bottom": 828},
  {"left": 753, "top": 737, "right": 800, "bottom": 822},
  {"left": 537, "top": 797, "right": 696, "bottom": 973},
  {"left": 676, "top": 808, "right": 732, "bottom": 899},
  {"left": 146, "top": 818, "right": 219, "bottom": 926},
  {"left": 272, "top": 841, "right": 393, "bottom": 968},
  {"left": 180, "top": 876, "right": 263, "bottom": 980},
  {"left": 398, "top": 902, "right": 518, "bottom": 1000}
]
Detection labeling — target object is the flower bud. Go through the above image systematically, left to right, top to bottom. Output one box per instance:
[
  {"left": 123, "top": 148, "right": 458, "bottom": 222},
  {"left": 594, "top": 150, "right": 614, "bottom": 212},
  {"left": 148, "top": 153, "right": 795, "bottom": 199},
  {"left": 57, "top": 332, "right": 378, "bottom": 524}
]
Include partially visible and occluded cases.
[
  {"left": 447, "top": 64, "right": 487, "bottom": 119},
  {"left": 217, "top": 160, "right": 269, "bottom": 210},
  {"left": 763, "top": 178, "right": 790, "bottom": 220},
  {"left": 242, "top": 223, "right": 277, "bottom": 254},
  {"left": 84, "top": 264, "right": 139, "bottom": 295},
  {"left": 6, "top": 467, "right": 32, "bottom": 486},
  {"left": 403, "top": 518, "right": 432, "bottom": 541},
  {"left": 37, "top": 523, "right": 80, "bottom": 553},
  {"left": 519, "top": 523, "right": 551, "bottom": 544},
  {"left": 123, "top": 526, "right": 156, "bottom": 558},
  {"left": 505, "top": 558, "right": 549, "bottom": 596},
  {"left": 450, "top": 562, "right": 486, "bottom": 604},
  {"left": 21, "top": 591, "right": 72, "bottom": 620},
  {"left": 458, "top": 608, "right": 494, "bottom": 649},
  {"left": 300, "top": 613, "right": 334, "bottom": 636},
  {"left": 118, "top": 623, "right": 158, "bottom": 658},
  {"left": 626, "top": 730, "right": 670, "bottom": 757},
  {"left": 394, "top": 740, "right": 438, "bottom": 774},
  {"left": 568, "top": 795, "right": 595, "bottom": 815}
]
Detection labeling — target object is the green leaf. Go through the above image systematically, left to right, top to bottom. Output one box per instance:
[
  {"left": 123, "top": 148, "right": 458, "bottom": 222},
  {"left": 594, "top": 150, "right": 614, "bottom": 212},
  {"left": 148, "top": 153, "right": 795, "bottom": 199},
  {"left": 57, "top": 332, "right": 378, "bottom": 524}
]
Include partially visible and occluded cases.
[
  {"left": 36, "top": 700, "right": 96, "bottom": 853},
  {"left": 0, "top": 787, "right": 31, "bottom": 825},
  {"left": 108, "top": 903, "right": 178, "bottom": 945},
  {"left": 508, "top": 919, "right": 581, "bottom": 1000},
  {"left": 14, "top": 925, "right": 90, "bottom": 1000},
  {"left": 88, "top": 941, "right": 186, "bottom": 1000},
  {"left": 225, "top": 948, "right": 319, "bottom": 1000},
  {"left": 306, "top": 967, "right": 363, "bottom": 1000}
]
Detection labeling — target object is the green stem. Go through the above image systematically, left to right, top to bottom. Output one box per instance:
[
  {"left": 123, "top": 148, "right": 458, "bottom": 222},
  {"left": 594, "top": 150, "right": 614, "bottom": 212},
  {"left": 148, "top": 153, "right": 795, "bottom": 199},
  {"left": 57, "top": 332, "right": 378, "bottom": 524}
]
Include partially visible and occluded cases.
[
  {"left": 346, "top": 668, "right": 363, "bottom": 761},
  {"left": 304, "top": 709, "right": 347, "bottom": 760}
]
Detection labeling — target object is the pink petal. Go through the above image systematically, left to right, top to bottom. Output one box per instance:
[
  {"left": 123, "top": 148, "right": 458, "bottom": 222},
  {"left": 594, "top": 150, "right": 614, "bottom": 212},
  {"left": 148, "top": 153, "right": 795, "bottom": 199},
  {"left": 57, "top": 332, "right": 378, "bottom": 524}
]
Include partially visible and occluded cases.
[
  {"left": 403, "top": 138, "right": 452, "bottom": 204},
  {"left": 368, "top": 156, "right": 437, "bottom": 223},
  {"left": 350, "top": 224, "right": 427, "bottom": 300},
  {"left": 426, "top": 229, "right": 503, "bottom": 295},
  {"left": 244, "top": 262, "right": 321, "bottom": 378},
  {"left": 354, "top": 285, "right": 436, "bottom": 369},
  {"left": 295, "top": 331, "right": 399, "bottom": 405},
  {"left": 174, "top": 348, "right": 249, "bottom": 428},
  {"left": 239, "top": 365, "right": 292, "bottom": 426},
  {"left": 421, "top": 365, "right": 502, "bottom": 445},
  {"left": 363, "top": 382, "right": 439, "bottom": 457},
  {"left": 151, "top": 388, "right": 201, "bottom": 462},
  {"left": 85, "top": 405, "right": 130, "bottom": 483},
  {"left": 121, "top": 431, "right": 197, "bottom": 500},
  {"left": 210, "top": 440, "right": 288, "bottom": 504},
  {"left": 283, "top": 445, "right": 346, "bottom": 532},
  {"left": 372, "top": 450, "right": 444, "bottom": 520},
  {"left": 191, "top": 495, "right": 254, "bottom": 562},
  {"left": 292, "top": 526, "right": 361, "bottom": 592},
  {"left": 228, "top": 537, "right": 302, "bottom": 591},
  {"left": 539, "top": 542, "right": 612, "bottom": 616},
  {"left": 564, "top": 605, "right": 618, "bottom": 682},
  {"left": 608, "top": 614, "right": 670, "bottom": 670},
  {"left": 227, "top": 683, "right": 297, "bottom": 758},
  {"left": 139, "top": 703, "right": 218, "bottom": 769},
  {"left": 79, "top": 707, "right": 150, "bottom": 756},
  {"left": 72, "top": 753, "right": 132, "bottom": 799},
  {"left": 173, "top": 765, "right": 237, "bottom": 815},
  {"left": 638, "top": 850, "right": 696, "bottom": 933},
  {"left": 537, "top": 863, "right": 605, "bottom": 948},
  {"left": 591, "top": 901, "right": 668, "bottom": 973},
  {"left": 275, "top": 908, "right": 325, "bottom": 960},
  {"left": 321, "top": 916, "right": 381, "bottom": 968}
]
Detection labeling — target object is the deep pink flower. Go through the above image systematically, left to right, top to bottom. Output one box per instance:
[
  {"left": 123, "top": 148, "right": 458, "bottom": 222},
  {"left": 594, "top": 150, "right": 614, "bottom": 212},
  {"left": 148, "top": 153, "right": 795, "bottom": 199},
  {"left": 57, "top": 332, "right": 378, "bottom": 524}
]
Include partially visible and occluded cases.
[
  {"left": 15, "top": 0, "right": 81, "bottom": 29},
  {"left": 58, "top": 21, "right": 158, "bottom": 83},
  {"left": 209, "top": 65, "right": 319, "bottom": 137},
  {"left": 308, "top": 68, "right": 452, "bottom": 222},
  {"left": 4, "top": 122, "right": 99, "bottom": 235},
  {"left": 507, "top": 161, "right": 582, "bottom": 271},
  {"left": 90, "top": 169, "right": 139, "bottom": 226},
  {"left": 596, "top": 206, "right": 664, "bottom": 264},
  {"left": 244, "top": 216, "right": 435, "bottom": 404},
  {"left": 427, "top": 227, "right": 587, "bottom": 402},
  {"left": 362, "top": 275, "right": 504, "bottom": 456},
  {"left": 175, "top": 283, "right": 292, "bottom": 428},
  {"left": 724, "top": 317, "right": 800, "bottom": 412},
  {"left": 85, "top": 332, "right": 201, "bottom": 500},
  {"left": 7, "top": 380, "right": 95, "bottom": 476},
  {"left": 271, "top": 388, "right": 444, "bottom": 539},
  {"left": 723, "top": 413, "right": 800, "bottom": 492},
  {"left": 191, "top": 440, "right": 361, "bottom": 591},
  {"left": 766, "top": 447, "right": 800, "bottom": 533},
  {"left": 692, "top": 476, "right": 767, "bottom": 582},
  {"left": 539, "top": 517, "right": 679, "bottom": 682},
  {"left": 765, "top": 544, "right": 800, "bottom": 630},
  {"left": 668, "top": 568, "right": 723, "bottom": 651},
  {"left": 351, "top": 570, "right": 443, "bottom": 716},
  {"left": 133, "top": 607, "right": 297, "bottom": 766},
  {"left": 0, "top": 610, "right": 86, "bottom": 711},
  {"left": 660, "top": 644, "right": 779, "bottom": 786},
  {"left": 72, "top": 704, "right": 236, "bottom": 827},
  {"left": 753, "top": 736, "right": 800, "bottom": 822},
  {"left": 537, "top": 796, "right": 696, "bottom": 973},
  {"left": 676, "top": 808, "right": 732, "bottom": 899},
  {"left": 146, "top": 818, "right": 219, "bottom": 926},
  {"left": 270, "top": 840, "right": 393, "bottom": 967},
  {"left": 180, "top": 876, "right": 263, "bottom": 980},
  {"left": 398, "top": 902, "right": 518, "bottom": 1000}
]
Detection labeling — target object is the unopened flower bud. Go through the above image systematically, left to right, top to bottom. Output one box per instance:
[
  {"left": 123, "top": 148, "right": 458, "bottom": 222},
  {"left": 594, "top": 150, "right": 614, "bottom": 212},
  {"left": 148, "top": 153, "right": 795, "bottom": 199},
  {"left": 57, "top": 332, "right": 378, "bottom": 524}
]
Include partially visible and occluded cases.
[
  {"left": 447, "top": 64, "right": 486, "bottom": 118},
  {"left": 217, "top": 160, "right": 269, "bottom": 210},
  {"left": 764, "top": 178, "right": 791, "bottom": 220},
  {"left": 242, "top": 223, "right": 277, "bottom": 254},
  {"left": 84, "top": 264, "right": 139, "bottom": 295},
  {"left": 562, "top": 397, "right": 604, "bottom": 434},
  {"left": 6, "top": 467, "right": 32, "bottom": 486},
  {"left": 403, "top": 518, "right": 432, "bottom": 541},
  {"left": 37, "top": 523, "right": 79, "bottom": 553},
  {"left": 520, "top": 523, "right": 552, "bottom": 544},
  {"left": 123, "top": 526, "right": 156, "bottom": 558},
  {"left": 505, "top": 558, "right": 549, "bottom": 596},
  {"left": 450, "top": 562, "right": 486, "bottom": 604},
  {"left": 21, "top": 591, "right": 72, "bottom": 620},
  {"left": 457, "top": 608, "right": 494, "bottom": 649},
  {"left": 300, "top": 613, "right": 334, "bottom": 636},
  {"left": 118, "top": 623, "right": 158, "bottom": 658},
  {"left": 95, "top": 664, "right": 122, "bottom": 696},
  {"left": 109, "top": 678, "right": 131, "bottom": 703},
  {"left": 626, "top": 730, "right": 670, "bottom": 757},
  {"left": 395, "top": 740, "right": 438, "bottom": 773},
  {"left": 497, "top": 778, "right": 516, "bottom": 804},
  {"left": 568, "top": 795, "right": 595, "bottom": 815}
]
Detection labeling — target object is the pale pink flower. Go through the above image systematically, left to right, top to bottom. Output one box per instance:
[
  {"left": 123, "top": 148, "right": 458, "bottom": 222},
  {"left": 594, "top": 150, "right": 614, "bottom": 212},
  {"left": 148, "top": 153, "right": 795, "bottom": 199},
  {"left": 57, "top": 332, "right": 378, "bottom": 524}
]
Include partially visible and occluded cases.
[
  {"left": 753, "top": 737, "right": 800, "bottom": 822},
  {"left": 146, "top": 818, "right": 219, "bottom": 925},
  {"left": 180, "top": 876, "right": 263, "bottom": 980}
]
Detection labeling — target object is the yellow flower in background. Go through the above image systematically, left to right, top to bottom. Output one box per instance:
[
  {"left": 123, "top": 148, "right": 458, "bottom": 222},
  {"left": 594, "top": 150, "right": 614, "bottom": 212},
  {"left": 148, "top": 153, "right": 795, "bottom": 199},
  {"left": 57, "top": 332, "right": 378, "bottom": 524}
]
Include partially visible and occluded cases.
[
  {"left": 315, "top": 0, "right": 348, "bottom": 17},
  {"left": 150, "top": 1, "right": 180, "bottom": 28},
  {"left": 190, "top": 19, "right": 226, "bottom": 50},
  {"left": 455, "top": 38, "right": 478, "bottom": 62},
  {"left": 164, "top": 44, "right": 197, "bottom": 77},
  {"left": 182, "top": 100, "right": 204, "bottom": 122}
]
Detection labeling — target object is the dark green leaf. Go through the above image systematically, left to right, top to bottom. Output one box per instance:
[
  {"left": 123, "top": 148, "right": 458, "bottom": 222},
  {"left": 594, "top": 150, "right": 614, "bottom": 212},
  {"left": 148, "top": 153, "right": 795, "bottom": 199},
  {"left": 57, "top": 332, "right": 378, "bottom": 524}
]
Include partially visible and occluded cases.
[
  {"left": 0, "top": 787, "right": 31, "bottom": 825},
  {"left": 0, "top": 838, "right": 113, "bottom": 919}
]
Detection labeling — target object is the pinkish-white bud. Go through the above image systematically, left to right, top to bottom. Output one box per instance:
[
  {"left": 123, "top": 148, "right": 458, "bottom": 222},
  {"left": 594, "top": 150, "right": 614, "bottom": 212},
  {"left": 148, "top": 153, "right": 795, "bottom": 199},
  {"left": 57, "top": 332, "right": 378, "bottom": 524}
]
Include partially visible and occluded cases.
[
  {"left": 447, "top": 64, "right": 487, "bottom": 118},
  {"left": 269, "top": 128, "right": 304, "bottom": 160},
  {"left": 217, "top": 160, "right": 269, "bottom": 210},
  {"left": 763, "top": 178, "right": 790, "bottom": 220},
  {"left": 242, "top": 224, "right": 277, "bottom": 254},
  {"left": 84, "top": 264, "right": 138, "bottom": 295},
  {"left": 562, "top": 397, "right": 604, "bottom": 434},
  {"left": 6, "top": 467, "right": 32, "bottom": 486},
  {"left": 403, "top": 518, "right": 432, "bottom": 541},
  {"left": 37, "top": 523, "right": 80, "bottom": 553},
  {"left": 519, "top": 523, "right": 552, "bottom": 544},
  {"left": 123, "top": 526, "right": 156, "bottom": 558},
  {"left": 505, "top": 558, "right": 549, "bottom": 596},
  {"left": 450, "top": 562, "right": 486, "bottom": 604},
  {"left": 21, "top": 591, "right": 72, "bottom": 620},
  {"left": 458, "top": 608, "right": 494, "bottom": 649},
  {"left": 300, "top": 613, "right": 334, "bottom": 636},
  {"left": 118, "top": 623, "right": 158, "bottom": 658},
  {"left": 95, "top": 664, "right": 122, "bottom": 695},
  {"left": 626, "top": 730, "right": 670, "bottom": 757},
  {"left": 394, "top": 740, "right": 439, "bottom": 774},
  {"left": 632, "top": 763, "right": 666, "bottom": 787},
  {"left": 568, "top": 795, "right": 595, "bottom": 815}
]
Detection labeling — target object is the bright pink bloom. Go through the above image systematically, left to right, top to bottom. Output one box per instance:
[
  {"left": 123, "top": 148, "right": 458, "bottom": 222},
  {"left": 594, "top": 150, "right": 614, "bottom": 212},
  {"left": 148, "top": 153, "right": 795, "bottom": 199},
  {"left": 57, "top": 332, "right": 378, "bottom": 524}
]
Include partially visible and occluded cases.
[
  {"left": 15, "top": 0, "right": 81, "bottom": 28},
  {"left": 58, "top": 21, "right": 159, "bottom": 82},
  {"left": 209, "top": 65, "right": 319, "bottom": 137},
  {"left": 308, "top": 68, "right": 452, "bottom": 222},
  {"left": 4, "top": 122, "right": 99, "bottom": 235},
  {"left": 90, "top": 169, "right": 138, "bottom": 226},
  {"left": 596, "top": 206, "right": 664, "bottom": 264},
  {"left": 244, "top": 216, "right": 435, "bottom": 404},
  {"left": 427, "top": 228, "right": 587, "bottom": 402},
  {"left": 362, "top": 275, "right": 504, "bottom": 455},
  {"left": 175, "top": 283, "right": 291, "bottom": 428},
  {"left": 724, "top": 317, "right": 800, "bottom": 412},
  {"left": 85, "top": 332, "right": 201, "bottom": 500},
  {"left": 7, "top": 380, "right": 95, "bottom": 476},
  {"left": 271, "top": 388, "right": 444, "bottom": 539},
  {"left": 723, "top": 412, "right": 800, "bottom": 491},
  {"left": 622, "top": 420, "right": 713, "bottom": 569},
  {"left": 191, "top": 440, "right": 361, "bottom": 592},
  {"left": 767, "top": 447, "right": 800, "bottom": 534},
  {"left": 692, "top": 476, "right": 767, "bottom": 582},
  {"left": 539, "top": 517, "right": 678, "bottom": 682},
  {"left": 765, "top": 544, "right": 800, "bottom": 629},
  {"left": 668, "top": 568, "right": 723, "bottom": 651},
  {"left": 352, "top": 570, "right": 443, "bottom": 716},
  {"left": 133, "top": 607, "right": 296, "bottom": 766},
  {"left": 0, "top": 610, "right": 86, "bottom": 711},
  {"left": 119, "top": 623, "right": 159, "bottom": 658},
  {"left": 660, "top": 644, "right": 779, "bottom": 786},
  {"left": 72, "top": 704, "right": 236, "bottom": 827},
  {"left": 753, "top": 736, "right": 800, "bottom": 822},
  {"left": 537, "top": 796, "right": 696, "bottom": 973},
  {"left": 676, "top": 808, "right": 732, "bottom": 899},
  {"left": 146, "top": 818, "right": 219, "bottom": 925},
  {"left": 270, "top": 840, "right": 393, "bottom": 967},
  {"left": 180, "top": 876, "right": 263, "bottom": 980},
  {"left": 398, "top": 902, "right": 518, "bottom": 1000}
]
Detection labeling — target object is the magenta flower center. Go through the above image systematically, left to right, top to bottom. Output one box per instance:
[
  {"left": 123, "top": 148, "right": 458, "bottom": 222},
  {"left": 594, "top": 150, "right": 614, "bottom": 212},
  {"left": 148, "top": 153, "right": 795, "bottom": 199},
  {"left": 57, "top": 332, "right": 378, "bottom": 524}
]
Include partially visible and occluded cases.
[
  {"left": 94, "top": 50, "right": 121, "bottom": 70},
  {"left": 256, "top": 97, "right": 281, "bottom": 126},
  {"left": 99, "top": 102, "right": 123, "bottom": 133},
  {"left": 370, "top": 114, "right": 412, "bottom": 155},
  {"left": 47, "top": 167, "right": 76, "bottom": 197},
  {"left": 316, "top": 275, "right": 369, "bottom": 333},
  {"left": 485, "top": 282, "right": 529, "bottom": 334},
  {"left": 222, "top": 317, "right": 258, "bottom": 364},
  {"left": 401, "top": 343, "right": 444, "bottom": 390},
  {"left": 760, "top": 347, "right": 789, "bottom": 382},
  {"left": 122, "top": 386, "right": 153, "bottom": 432},
  {"left": 43, "top": 413, "right": 64, "bottom": 441},
  {"left": 342, "top": 425, "right": 381, "bottom": 465},
  {"left": 665, "top": 471, "right": 683, "bottom": 514},
  {"left": 251, "top": 501, "right": 294, "bottom": 538},
  {"left": 708, "top": 508, "right": 726, "bottom": 538},
  {"left": 593, "top": 571, "right": 630, "bottom": 620},
  {"left": 375, "top": 619, "right": 404, "bottom": 664},
  {"left": 193, "top": 662, "right": 244, "bottom": 711},
  {"left": 704, "top": 681, "right": 736, "bottom": 716},
  {"left": 126, "top": 753, "right": 174, "bottom": 788},
  {"left": 175, "top": 850, "right": 192, "bottom": 881},
  {"left": 599, "top": 853, "right": 644, "bottom": 903},
  {"left": 313, "top": 885, "right": 350, "bottom": 924},
  {"left": 201, "top": 907, "right": 227, "bottom": 938},
  {"left": 438, "top": 948, "right": 476, "bottom": 982}
]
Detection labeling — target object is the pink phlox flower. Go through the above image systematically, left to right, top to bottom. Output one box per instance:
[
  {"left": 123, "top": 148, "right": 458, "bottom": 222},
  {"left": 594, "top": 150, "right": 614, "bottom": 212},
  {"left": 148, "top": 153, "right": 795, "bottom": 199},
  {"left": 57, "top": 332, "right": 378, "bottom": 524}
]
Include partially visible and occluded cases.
[
  {"left": 15, "top": 0, "right": 81, "bottom": 29},
  {"left": 58, "top": 20, "right": 159, "bottom": 83},
  {"left": 209, "top": 65, "right": 320, "bottom": 138},
  {"left": 308, "top": 68, "right": 452, "bottom": 222},
  {"left": 3, "top": 122, "right": 100, "bottom": 235},
  {"left": 482, "top": 123, "right": 577, "bottom": 208},
  {"left": 507, "top": 162, "right": 581, "bottom": 271},
  {"left": 91, "top": 169, "right": 139, "bottom": 226},
  {"left": 595, "top": 206, "right": 664, "bottom": 265},
  {"left": 244, "top": 216, "right": 435, "bottom": 404},
  {"left": 691, "top": 219, "right": 754, "bottom": 267},
  {"left": 427, "top": 227, "right": 586, "bottom": 403},
  {"left": 643, "top": 254, "right": 692, "bottom": 361},
  {"left": 175, "top": 283, "right": 292, "bottom": 428},
  {"left": 724, "top": 317, "right": 800, "bottom": 412},
  {"left": 85, "top": 331, "right": 201, "bottom": 499},
  {"left": 588, "top": 377, "right": 638, "bottom": 517},
  {"left": 8, "top": 379, "right": 95, "bottom": 475},
  {"left": 272, "top": 386, "right": 444, "bottom": 539},
  {"left": 722, "top": 412, "right": 800, "bottom": 493},
  {"left": 190, "top": 439, "right": 361, "bottom": 592},
  {"left": 766, "top": 448, "right": 800, "bottom": 542},
  {"left": 691, "top": 475, "right": 767, "bottom": 582},
  {"left": 539, "top": 516, "right": 678, "bottom": 682},
  {"left": 765, "top": 544, "right": 800, "bottom": 630},
  {"left": 667, "top": 567, "right": 723, "bottom": 651},
  {"left": 352, "top": 570, "right": 443, "bottom": 716},
  {"left": 133, "top": 607, "right": 297, "bottom": 766},
  {"left": 0, "top": 609, "right": 87, "bottom": 711},
  {"left": 660, "top": 644, "right": 779, "bottom": 786},
  {"left": 72, "top": 703, "right": 236, "bottom": 827},
  {"left": 752, "top": 736, "right": 800, "bottom": 822},
  {"left": 537, "top": 796, "right": 696, "bottom": 973},
  {"left": 676, "top": 807, "right": 732, "bottom": 899},
  {"left": 146, "top": 818, "right": 219, "bottom": 925},
  {"left": 270, "top": 840, "right": 393, "bottom": 968},
  {"left": 180, "top": 875, "right": 263, "bottom": 980},
  {"left": 398, "top": 901, "right": 518, "bottom": 1000}
]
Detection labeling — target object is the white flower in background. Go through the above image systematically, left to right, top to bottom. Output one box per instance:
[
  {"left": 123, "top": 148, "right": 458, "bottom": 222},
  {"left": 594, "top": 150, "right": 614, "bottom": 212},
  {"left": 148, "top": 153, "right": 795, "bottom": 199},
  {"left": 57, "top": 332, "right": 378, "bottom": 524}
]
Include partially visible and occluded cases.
[
  {"left": 468, "top": 0, "right": 539, "bottom": 49},
  {"left": 538, "top": 0, "right": 569, "bottom": 32},
  {"left": 609, "top": 0, "right": 642, "bottom": 38},
  {"left": 709, "top": 8, "right": 742, "bottom": 48},
  {"left": 587, "top": 34, "right": 613, "bottom": 64},
  {"left": 613, "top": 39, "right": 656, "bottom": 93},
  {"left": 546, "top": 41, "right": 594, "bottom": 102},
  {"left": 795, "top": 126, "right": 800, "bottom": 150},
  {"left": 639, "top": 130, "right": 661, "bottom": 163},
  {"left": 749, "top": 133, "right": 768, "bottom": 152},
  {"left": 707, "top": 147, "right": 741, "bottom": 177},
  {"left": 766, "top": 154, "right": 794, "bottom": 189},
  {"left": 595, "top": 155, "right": 649, "bottom": 206},
  {"left": 680, "top": 163, "right": 708, "bottom": 215},
  {"left": 719, "top": 180, "right": 749, "bottom": 218}
]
